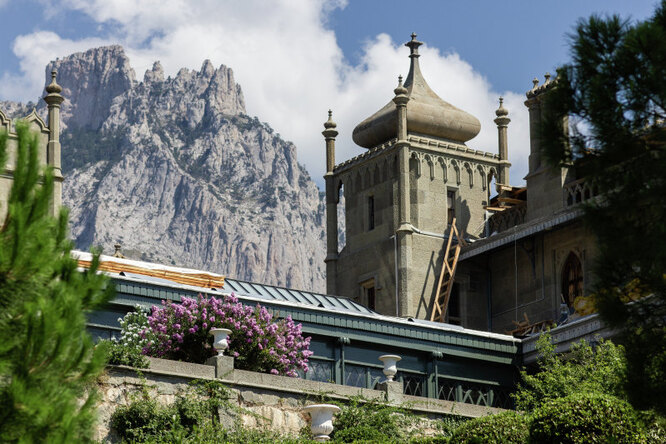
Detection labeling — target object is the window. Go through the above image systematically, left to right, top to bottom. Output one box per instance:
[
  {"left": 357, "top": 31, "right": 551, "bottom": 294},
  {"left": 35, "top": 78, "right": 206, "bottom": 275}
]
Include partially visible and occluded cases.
[
  {"left": 447, "top": 190, "right": 456, "bottom": 224},
  {"left": 367, "top": 195, "right": 375, "bottom": 230},
  {"left": 561, "top": 252, "right": 583, "bottom": 308},
  {"left": 360, "top": 278, "right": 376, "bottom": 311},
  {"left": 446, "top": 283, "right": 461, "bottom": 325},
  {"left": 366, "top": 286, "right": 376, "bottom": 311}
]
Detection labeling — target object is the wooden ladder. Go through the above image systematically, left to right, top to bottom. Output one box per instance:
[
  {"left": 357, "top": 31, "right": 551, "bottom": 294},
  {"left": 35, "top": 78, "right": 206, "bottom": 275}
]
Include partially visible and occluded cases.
[{"left": 430, "top": 218, "right": 462, "bottom": 322}]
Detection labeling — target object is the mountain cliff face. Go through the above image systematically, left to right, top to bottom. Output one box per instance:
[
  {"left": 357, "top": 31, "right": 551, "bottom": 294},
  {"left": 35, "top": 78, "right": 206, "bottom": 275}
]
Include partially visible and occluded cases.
[{"left": 5, "top": 46, "right": 328, "bottom": 291}]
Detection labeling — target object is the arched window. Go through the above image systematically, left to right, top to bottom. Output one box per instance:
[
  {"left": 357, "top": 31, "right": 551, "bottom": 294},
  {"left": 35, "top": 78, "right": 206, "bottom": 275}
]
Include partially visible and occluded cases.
[{"left": 561, "top": 252, "right": 583, "bottom": 308}]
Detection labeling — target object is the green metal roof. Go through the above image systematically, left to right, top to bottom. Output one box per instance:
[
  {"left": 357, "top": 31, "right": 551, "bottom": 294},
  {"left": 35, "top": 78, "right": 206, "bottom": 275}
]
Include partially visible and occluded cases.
[
  {"left": 106, "top": 271, "right": 519, "bottom": 363},
  {"left": 223, "top": 277, "right": 374, "bottom": 314}
]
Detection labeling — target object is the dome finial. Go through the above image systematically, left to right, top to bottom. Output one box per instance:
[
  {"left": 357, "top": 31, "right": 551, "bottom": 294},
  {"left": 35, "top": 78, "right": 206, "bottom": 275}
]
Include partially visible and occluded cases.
[
  {"left": 405, "top": 32, "right": 423, "bottom": 58},
  {"left": 45, "top": 69, "right": 62, "bottom": 94},
  {"left": 394, "top": 75, "right": 407, "bottom": 96},
  {"left": 495, "top": 97, "right": 509, "bottom": 117},
  {"left": 324, "top": 109, "right": 337, "bottom": 129}
]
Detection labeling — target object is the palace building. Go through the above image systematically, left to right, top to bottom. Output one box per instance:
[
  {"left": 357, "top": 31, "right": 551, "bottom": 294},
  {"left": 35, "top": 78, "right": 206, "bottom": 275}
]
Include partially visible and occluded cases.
[
  {"left": 324, "top": 34, "right": 598, "bottom": 336},
  {"left": 0, "top": 36, "right": 609, "bottom": 409}
]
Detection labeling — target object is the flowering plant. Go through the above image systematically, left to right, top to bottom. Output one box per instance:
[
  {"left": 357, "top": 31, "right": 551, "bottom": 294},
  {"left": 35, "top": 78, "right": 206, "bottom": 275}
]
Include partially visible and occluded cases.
[
  {"left": 142, "top": 293, "right": 313, "bottom": 377},
  {"left": 106, "top": 305, "right": 152, "bottom": 368}
]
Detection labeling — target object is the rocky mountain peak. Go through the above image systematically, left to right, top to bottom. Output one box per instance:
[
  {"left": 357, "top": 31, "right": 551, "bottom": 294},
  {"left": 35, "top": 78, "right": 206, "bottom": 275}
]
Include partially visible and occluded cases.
[
  {"left": 46, "top": 45, "right": 136, "bottom": 130},
  {"left": 21, "top": 46, "right": 326, "bottom": 292},
  {"left": 143, "top": 61, "right": 164, "bottom": 84}
]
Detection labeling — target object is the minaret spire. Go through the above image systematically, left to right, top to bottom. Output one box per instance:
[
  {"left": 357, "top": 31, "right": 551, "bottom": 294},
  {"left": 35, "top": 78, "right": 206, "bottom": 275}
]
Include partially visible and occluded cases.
[
  {"left": 405, "top": 32, "right": 423, "bottom": 58},
  {"left": 403, "top": 33, "right": 426, "bottom": 91},
  {"left": 43, "top": 69, "right": 64, "bottom": 216},
  {"left": 494, "top": 97, "right": 511, "bottom": 188},
  {"left": 322, "top": 109, "right": 339, "bottom": 295}
]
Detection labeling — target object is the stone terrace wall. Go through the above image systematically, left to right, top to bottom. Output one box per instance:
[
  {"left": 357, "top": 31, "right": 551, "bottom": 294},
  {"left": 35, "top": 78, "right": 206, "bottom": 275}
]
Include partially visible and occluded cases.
[{"left": 96, "top": 357, "right": 507, "bottom": 442}]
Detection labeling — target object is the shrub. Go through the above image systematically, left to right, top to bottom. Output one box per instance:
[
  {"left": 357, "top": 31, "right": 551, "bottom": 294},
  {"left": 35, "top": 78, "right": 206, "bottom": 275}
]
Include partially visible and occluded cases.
[
  {"left": 142, "top": 293, "right": 312, "bottom": 376},
  {"left": 106, "top": 306, "right": 152, "bottom": 368},
  {"left": 513, "top": 332, "right": 627, "bottom": 411},
  {"left": 107, "top": 340, "right": 150, "bottom": 368},
  {"left": 110, "top": 379, "right": 308, "bottom": 443},
  {"left": 528, "top": 392, "right": 647, "bottom": 444},
  {"left": 110, "top": 394, "right": 173, "bottom": 442},
  {"left": 330, "top": 396, "right": 416, "bottom": 443},
  {"left": 448, "top": 411, "right": 528, "bottom": 444}
]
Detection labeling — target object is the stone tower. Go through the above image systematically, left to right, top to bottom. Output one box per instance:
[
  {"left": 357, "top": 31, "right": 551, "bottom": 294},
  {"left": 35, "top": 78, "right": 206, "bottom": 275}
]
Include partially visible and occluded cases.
[{"left": 323, "top": 34, "right": 509, "bottom": 319}]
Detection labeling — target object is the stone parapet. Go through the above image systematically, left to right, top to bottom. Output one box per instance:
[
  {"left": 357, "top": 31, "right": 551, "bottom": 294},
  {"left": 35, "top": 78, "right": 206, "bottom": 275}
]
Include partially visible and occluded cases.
[{"left": 96, "top": 358, "right": 510, "bottom": 441}]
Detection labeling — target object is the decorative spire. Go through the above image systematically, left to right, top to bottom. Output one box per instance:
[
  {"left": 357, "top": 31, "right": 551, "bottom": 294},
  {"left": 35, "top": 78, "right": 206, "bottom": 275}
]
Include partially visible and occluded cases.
[
  {"left": 405, "top": 32, "right": 423, "bottom": 58},
  {"left": 403, "top": 33, "right": 426, "bottom": 91},
  {"left": 44, "top": 70, "right": 64, "bottom": 108},
  {"left": 45, "top": 70, "right": 62, "bottom": 94},
  {"left": 544, "top": 72, "right": 551, "bottom": 83},
  {"left": 393, "top": 75, "right": 407, "bottom": 96},
  {"left": 532, "top": 77, "right": 539, "bottom": 89},
  {"left": 495, "top": 97, "right": 509, "bottom": 117},
  {"left": 324, "top": 109, "right": 337, "bottom": 129},
  {"left": 322, "top": 110, "right": 338, "bottom": 174}
]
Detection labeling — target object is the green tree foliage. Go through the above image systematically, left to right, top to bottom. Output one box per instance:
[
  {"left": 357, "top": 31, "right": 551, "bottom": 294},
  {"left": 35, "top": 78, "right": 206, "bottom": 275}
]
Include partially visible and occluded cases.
[
  {"left": 540, "top": 1, "right": 666, "bottom": 413},
  {"left": 0, "top": 123, "right": 114, "bottom": 442},
  {"left": 513, "top": 333, "right": 626, "bottom": 411},
  {"left": 528, "top": 393, "right": 647, "bottom": 444},
  {"left": 330, "top": 396, "right": 416, "bottom": 443},
  {"left": 447, "top": 411, "right": 529, "bottom": 444}
]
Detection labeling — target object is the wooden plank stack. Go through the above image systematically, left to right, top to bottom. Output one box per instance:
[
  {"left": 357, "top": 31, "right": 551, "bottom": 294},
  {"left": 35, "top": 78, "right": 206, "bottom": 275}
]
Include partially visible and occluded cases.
[{"left": 77, "top": 259, "right": 225, "bottom": 289}]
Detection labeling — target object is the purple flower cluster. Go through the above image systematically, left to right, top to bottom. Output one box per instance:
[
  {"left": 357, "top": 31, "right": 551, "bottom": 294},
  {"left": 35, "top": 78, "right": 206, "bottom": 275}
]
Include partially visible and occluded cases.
[{"left": 141, "top": 293, "right": 312, "bottom": 377}]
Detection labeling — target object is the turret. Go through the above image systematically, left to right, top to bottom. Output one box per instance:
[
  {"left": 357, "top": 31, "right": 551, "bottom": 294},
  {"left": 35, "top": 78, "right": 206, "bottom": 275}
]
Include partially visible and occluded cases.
[
  {"left": 42, "top": 70, "right": 64, "bottom": 216},
  {"left": 494, "top": 97, "right": 511, "bottom": 188},
  {"left": 322, "top": 110, "right": 339, "bottom": 295}
]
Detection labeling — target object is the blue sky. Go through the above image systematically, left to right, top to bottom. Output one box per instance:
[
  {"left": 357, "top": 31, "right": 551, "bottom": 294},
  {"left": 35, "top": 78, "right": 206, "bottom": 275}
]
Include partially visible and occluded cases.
[{"left": 0, "top": 0, "right": 658, "bottom": 187}]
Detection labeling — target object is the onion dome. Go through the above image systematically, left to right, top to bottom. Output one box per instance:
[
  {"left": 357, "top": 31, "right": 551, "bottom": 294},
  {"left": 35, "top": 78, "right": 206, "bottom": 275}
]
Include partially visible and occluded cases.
[{"left": 352, "top": 33, "right": 481, "bottom": 148}]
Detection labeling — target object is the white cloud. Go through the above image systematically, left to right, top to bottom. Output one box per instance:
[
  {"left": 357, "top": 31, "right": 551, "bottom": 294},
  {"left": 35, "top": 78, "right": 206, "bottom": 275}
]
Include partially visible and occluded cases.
[
  {"left": 3, "top": 0, "right": 531, "bottom": 187},
  {"left": 0, "top": 31, "right": 110, "bottom": 102}
]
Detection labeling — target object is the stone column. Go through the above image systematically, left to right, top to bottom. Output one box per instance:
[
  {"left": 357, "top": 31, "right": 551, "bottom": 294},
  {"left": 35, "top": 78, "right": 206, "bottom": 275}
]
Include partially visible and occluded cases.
[
  {"left": 43, "top": 70, "right": 64, "bottom": 217},
  {"left": 394, "top": 76, "right": 410, "bottom": 231},
  {"left": 393, "top": 77, "right": 412, "bottom": 316},
  {"left": 494, "top": 97, "right": 511, "bottom": 187},
  {"left": 322, "top": 111, "right": 339, "bottom": 295}
]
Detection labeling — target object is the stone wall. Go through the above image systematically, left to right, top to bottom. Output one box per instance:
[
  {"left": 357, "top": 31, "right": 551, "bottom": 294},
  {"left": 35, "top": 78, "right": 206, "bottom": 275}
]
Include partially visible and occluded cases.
[
  {"left": 459, "top": 220, "right": 598, "bottom": 333},
  {"left": 96, "top": 357, "right": 506, "bottom": 442}
]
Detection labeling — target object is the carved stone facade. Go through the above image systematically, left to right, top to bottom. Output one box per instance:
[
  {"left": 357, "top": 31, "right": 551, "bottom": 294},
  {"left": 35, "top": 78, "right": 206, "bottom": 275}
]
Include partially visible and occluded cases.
[
  {"left": 324, "top": 35, "right": 505, "bottom": 318},
  {"left": 0, "top": 71, "right": 63, "bottom": 219}
]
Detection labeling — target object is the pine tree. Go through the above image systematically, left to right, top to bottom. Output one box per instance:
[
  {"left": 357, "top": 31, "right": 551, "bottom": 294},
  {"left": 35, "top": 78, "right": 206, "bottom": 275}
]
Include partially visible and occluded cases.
[
  {"left": 541, "top": 2, "right": 666, "bottom": 414},
  {"left": 0, "top": 122, "right": 114, "bottom": 442}
]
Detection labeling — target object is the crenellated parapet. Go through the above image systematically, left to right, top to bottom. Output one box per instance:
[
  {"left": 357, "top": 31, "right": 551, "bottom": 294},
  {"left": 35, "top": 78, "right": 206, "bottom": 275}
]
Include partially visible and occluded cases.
[{"left": 525, "top": 72, "right": 557, "bottom": 100}]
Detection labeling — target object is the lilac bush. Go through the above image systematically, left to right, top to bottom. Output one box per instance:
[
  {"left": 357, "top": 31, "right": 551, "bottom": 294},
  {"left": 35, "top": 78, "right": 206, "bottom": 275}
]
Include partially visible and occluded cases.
[{"left": 142, "top": 293, "right": 313, "bottom": 377}]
